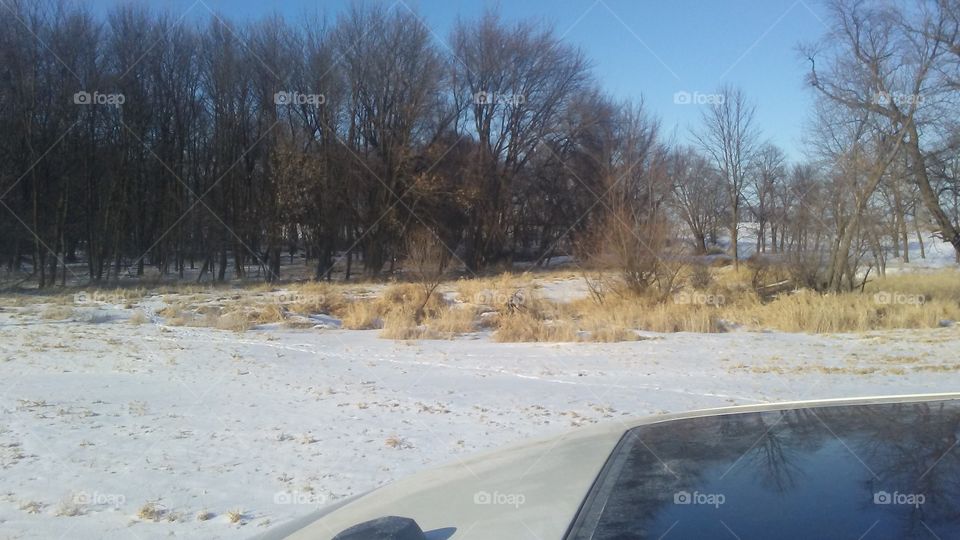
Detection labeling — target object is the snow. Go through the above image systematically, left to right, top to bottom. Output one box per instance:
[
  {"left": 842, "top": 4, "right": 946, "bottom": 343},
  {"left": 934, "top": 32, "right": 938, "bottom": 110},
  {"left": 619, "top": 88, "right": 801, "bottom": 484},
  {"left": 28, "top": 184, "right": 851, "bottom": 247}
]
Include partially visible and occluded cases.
[
  {"left": 883, "top": 234, "right": 959, "bottom": 271},
  {"left": 532, "top": 276, "right": 592, "bottom": 303},
  {"left": 1, "top": 299, "right": 958, "bottom": 539}
]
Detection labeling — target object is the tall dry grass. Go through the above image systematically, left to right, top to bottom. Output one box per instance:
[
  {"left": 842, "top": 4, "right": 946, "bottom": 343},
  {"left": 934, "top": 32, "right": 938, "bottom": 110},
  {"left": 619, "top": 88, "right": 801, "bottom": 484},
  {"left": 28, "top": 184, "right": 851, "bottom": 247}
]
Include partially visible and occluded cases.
[
  {"left": 27, "top": 268, "right": 956, "bottom": 340},
  {"left": 493, "top": 269, "right": 960, "bottom": 340},
  {"left": 494, "top": 310, "right": 580, "bottom": 342}
]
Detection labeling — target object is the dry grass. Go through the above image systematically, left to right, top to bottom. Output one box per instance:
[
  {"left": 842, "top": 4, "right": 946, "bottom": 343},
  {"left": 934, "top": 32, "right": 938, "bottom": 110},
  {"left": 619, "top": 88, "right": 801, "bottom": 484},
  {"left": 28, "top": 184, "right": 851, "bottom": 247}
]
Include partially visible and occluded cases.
[
  {"left": 19, "top": 268, "right": 956, "bottom": 340},
  {"left": 490, "top": 268, "right": 960, "bottom": 339},
  {"left": 863, "top": 270, "right": 960, "bottom": 302},
  {"left": 455, "top": 273, "right": 526, "bottom": 307},
  {"left": 151, "top": 281, "right": 352, "bottom": 331},
  {"left": 285, "top": 282, "right": 347, "bottom": 315},
  {"left": 341, "top": 283, "right": 447, "bottom": 334},
  {"left": 377, "top": 283, "right": 524, "bottom": 339},
  {"left": 493, "top": 290, "right": 710, "bottom": 342},
  {"left": 723, "top": 291, "right": 941, "bottom": 332},
  {"left": 566, "top": 295, "right": 724, "bottom": 334},
  {"left": 339, "top": 300, "right": 383, "bottom": 329},
  {"left": 159, "top": 301, "right": 256, "bottom": 332},
  {"left": 158, "top": 302, "right": 186, "bottom": 319},
  {"left": 224, "top": 302, "right": 288, "bottom": 326},
  {"left": 379, "top": 302, "right": 485, "bottom": 340},
  {"left": 41, "top": 305, "right": 74, "bottom": 320},
  {"left": 424, "top": 305, "right": 479, "bottom": 337},
  {"left": 494, "top": 309, "right": 580, "bottom": 342},
  {"left": 211, "top": 311, "right": 253, "bottom": 332},
  {"left": 379, "top": 311, "right": 431, "bottom": 340},
  {"left": 580, "top": 323, "right": 642, "bottom": 342},
  {"left": 384, "top": 435, "right": 412, "bottom": 449},
  {"left": 55, "top": 499, "right": 84, "bottom": 517},
  {"left": 19, "top": 501, "right": 43, "bottom": 514},
  {"left": 137, "top": 502, "right": 165, "bottom": 521},
  {"left": 226, "top": 509, "right": 244, "bottom": 524}
]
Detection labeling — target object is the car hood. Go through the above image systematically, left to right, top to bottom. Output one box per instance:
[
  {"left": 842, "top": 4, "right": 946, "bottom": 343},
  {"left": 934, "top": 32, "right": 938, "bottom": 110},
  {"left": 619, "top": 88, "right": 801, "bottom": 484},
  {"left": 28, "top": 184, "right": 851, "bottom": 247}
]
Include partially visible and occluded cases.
[{"left": 257, "top": 421, "right": 626, "bottom": 540}]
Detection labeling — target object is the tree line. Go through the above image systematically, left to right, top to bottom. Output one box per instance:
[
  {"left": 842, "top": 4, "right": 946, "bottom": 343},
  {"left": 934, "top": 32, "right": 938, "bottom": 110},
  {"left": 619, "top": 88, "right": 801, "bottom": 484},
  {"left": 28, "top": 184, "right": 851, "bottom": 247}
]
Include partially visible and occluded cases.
[{"left": 0, "top": 0, "right": 958, "bottom": 290}]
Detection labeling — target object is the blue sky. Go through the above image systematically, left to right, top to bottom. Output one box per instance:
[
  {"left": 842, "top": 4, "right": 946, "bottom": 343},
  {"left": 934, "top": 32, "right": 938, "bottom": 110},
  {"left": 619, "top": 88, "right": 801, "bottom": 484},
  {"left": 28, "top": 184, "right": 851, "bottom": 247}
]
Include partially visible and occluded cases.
[{"left": 89, "top": 0, "right": 829, "bottom": 161}]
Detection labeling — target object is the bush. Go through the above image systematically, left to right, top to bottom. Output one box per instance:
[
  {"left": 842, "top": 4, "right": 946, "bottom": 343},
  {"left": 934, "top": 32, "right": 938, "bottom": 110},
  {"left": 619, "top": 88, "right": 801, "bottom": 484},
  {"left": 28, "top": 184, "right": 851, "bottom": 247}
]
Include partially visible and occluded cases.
[
  {"left": 689, "top": 264, "right": 713, "bottom": 290},
  {"left": 339, "top": 301, "right": 383, "bottom": 329},
  {"left": 494, "top": 310, "right": 580, "bottom": 342}
]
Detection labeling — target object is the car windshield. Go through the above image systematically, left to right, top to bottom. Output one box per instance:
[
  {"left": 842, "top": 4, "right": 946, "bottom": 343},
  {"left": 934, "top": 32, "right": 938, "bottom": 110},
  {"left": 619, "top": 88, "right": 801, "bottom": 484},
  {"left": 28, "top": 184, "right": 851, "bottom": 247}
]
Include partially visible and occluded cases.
[{"left": 568, "top": 399, "right": 960, "bottom": 540}]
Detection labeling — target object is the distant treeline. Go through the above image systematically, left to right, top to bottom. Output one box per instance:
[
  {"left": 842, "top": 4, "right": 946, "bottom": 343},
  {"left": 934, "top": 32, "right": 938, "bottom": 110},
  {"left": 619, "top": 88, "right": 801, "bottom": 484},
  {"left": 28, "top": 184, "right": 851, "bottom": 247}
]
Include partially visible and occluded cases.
[{"left": 0, "top": 0, "right": 958, "bottom": 290}]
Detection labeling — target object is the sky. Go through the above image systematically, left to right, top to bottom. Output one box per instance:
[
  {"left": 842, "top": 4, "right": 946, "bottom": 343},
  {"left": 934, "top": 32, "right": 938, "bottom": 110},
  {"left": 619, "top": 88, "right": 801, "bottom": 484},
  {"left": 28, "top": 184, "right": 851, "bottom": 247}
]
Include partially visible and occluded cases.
[{"left": 87, "top": 0, "right": 830, "bottom": 161}]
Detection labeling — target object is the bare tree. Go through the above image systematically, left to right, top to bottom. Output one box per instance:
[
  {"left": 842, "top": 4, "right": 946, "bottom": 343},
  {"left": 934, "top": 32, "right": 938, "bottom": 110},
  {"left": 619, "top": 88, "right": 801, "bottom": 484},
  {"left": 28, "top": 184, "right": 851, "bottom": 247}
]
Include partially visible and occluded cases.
[
  {"left": 807, "top": 0, "right": 960, "bottom": 258},
  {"left": 334, "top": 5, "right": 444, "bottom": 277},
  {"left": 451, "top": 11, "right": 591, "bottom": 270},
  {"left": 693, "top": 85, "right": 759, "bottom": 269},
  {"left": 749, "top": 143, "right": 787, "bottom": 253},
  {"left": 670, "top": 146, "right": 723, "bottom": 254},
  {"left": 403, "top": 227, "right": 451, "bottom": 322}
]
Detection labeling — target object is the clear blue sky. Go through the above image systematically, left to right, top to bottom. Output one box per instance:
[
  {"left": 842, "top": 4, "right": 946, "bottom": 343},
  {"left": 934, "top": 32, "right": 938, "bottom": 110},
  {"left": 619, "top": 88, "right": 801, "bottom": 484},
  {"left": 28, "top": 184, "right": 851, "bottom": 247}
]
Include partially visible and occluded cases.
[{"left": 89, "top": 0, "right": 829, "bottom": 161}]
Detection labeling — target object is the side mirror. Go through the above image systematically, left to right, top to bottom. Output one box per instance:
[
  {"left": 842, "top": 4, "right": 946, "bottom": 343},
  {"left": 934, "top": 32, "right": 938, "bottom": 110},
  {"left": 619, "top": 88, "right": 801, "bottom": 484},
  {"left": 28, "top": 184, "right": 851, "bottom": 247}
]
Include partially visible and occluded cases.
[{"left": 332, "top": 516, "right": 427, "bottom": 540}]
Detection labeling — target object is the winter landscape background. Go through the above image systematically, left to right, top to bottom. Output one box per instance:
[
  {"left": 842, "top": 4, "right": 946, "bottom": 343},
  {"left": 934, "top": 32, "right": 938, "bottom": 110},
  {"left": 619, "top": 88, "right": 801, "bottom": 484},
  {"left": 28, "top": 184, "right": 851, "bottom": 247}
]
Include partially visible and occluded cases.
[{"left": 3, "top": 0, "right": 960, "bottom": 538}]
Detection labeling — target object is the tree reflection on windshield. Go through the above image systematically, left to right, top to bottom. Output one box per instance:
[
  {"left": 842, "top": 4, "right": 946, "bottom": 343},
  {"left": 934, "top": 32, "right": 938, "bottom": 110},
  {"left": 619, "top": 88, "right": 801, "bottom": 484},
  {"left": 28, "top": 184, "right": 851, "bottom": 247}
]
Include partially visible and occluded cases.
[{"left": 568, "top": 399, "right": 960, "bottom": 540}]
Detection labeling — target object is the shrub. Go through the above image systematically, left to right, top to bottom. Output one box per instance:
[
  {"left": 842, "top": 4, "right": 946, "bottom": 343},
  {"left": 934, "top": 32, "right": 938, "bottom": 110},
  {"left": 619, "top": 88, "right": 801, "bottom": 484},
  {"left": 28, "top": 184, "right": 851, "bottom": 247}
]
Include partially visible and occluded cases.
[
  {"left": 339, "top": 300, "right": 384, "bottom": 330},
  {"left": 494, "top": 309, "right": 579, "bottom": 342}
]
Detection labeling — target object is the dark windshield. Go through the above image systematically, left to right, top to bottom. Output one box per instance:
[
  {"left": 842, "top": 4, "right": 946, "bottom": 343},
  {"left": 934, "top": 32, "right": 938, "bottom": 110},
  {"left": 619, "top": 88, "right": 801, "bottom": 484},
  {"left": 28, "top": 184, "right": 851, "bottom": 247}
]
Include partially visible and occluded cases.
[{"left": 567, "top": 399, "right": 960, "bottom": 540}]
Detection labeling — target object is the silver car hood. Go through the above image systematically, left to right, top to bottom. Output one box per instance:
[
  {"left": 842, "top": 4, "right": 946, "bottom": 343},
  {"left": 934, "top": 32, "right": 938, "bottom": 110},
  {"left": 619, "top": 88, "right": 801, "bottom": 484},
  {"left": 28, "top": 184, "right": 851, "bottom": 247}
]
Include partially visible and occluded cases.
[
  {"left": 256, "top": 393, "right": 960, "bottom": 539},
  {"left": 270, "top": 420, "right": 624, "bottom": 540}
]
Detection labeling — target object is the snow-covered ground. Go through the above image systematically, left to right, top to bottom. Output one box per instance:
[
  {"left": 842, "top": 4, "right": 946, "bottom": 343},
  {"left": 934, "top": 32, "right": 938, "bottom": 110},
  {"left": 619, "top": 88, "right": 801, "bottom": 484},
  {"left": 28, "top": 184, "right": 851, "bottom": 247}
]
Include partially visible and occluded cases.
[{"left": 1, "top": 298, "right": 958, "bottom": 539}]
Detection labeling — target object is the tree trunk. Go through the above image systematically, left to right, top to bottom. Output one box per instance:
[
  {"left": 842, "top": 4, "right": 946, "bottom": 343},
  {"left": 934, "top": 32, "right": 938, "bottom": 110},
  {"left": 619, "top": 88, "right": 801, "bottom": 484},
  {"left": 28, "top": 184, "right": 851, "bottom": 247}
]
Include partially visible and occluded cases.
[{"left": 907, "top": 124, "right": 960, "bottom": 255}]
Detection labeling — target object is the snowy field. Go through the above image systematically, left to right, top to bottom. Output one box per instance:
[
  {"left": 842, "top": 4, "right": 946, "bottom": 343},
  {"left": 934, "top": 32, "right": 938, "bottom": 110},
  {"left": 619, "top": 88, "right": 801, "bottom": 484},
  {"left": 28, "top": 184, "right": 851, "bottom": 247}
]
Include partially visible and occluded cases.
[{"left": 1, "top": 296, "right": 958, "bottom": 539}]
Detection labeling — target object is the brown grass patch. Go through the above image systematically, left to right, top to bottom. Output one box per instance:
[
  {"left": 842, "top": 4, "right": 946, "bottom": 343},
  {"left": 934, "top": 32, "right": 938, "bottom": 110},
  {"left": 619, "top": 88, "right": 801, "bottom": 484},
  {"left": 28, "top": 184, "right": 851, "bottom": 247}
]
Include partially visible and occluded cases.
[
  {"left": 340, "top": 283, "right": 448, "bottom": 333},
  {"left": 724, "top": 290, "right": 959, "bottom": 332},
  {"left": 339, "top": 300, "right": 383, "bottom": 330},
  {"left": 42, "top": 305, "right": 74, "bottom": 320},
  {"left": 424, "top": 305, "right": 479, "bottom": 337},
  {"left": 494, "top": 309, "right": 580, "bottom": 342},
  {"left": 128, "top": 310, "right": 148, "bottom": 325},
  {"left": 211, "top": 311, "right": 253, "bottom": 332},
  {"left": 137, "top": 502, "right": 165, "bottom": 521}
]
